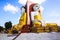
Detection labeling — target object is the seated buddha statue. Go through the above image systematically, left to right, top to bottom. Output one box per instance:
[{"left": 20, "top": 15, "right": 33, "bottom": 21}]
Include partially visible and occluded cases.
[{"left": 31, "top": 3, "right": 42, "bottom": 27}]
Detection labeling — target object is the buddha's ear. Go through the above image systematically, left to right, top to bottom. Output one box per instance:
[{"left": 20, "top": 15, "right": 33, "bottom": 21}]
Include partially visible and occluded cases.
[{"left": 33, "top": 3, "right": 40, "bottom": 11}]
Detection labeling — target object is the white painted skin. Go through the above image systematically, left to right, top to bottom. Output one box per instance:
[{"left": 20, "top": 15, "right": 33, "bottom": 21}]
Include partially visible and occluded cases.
[
  {"left": 33, "top": 4, "right": 40, "bottom": 11},
  {"left": 21, "top": 7, "right": 25, "bottom": 14},
  {"left": 31, "top": 11, "right": 38, "bottom": 21}
]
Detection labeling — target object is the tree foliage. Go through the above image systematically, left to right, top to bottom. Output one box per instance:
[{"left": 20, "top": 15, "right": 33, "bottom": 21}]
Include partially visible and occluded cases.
[
  {"left": 5, "top": 21, "right": 12, "bottom": 30},
  {"left": 0, "top": 26, "right": 4, "bottom": 32}
]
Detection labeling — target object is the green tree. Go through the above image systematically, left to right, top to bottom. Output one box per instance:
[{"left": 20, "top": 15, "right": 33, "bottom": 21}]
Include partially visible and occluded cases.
[
  {"left": 5, "top": 21, "right": 12, "bottom": 30},
  {"left": 0, "top": 26, "right": 4, "bottom": 32}
]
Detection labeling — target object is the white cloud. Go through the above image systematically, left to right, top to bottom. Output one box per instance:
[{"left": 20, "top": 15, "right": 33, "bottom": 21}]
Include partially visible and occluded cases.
[
  {"left": 18, "top": 0, "right": 46, "bottom": 5},
  {"left": 30, "top": 0, "right": 46, "bottom": 4},
  {"left": 3, "top": 4, "right": 19, "bottom": 14}
]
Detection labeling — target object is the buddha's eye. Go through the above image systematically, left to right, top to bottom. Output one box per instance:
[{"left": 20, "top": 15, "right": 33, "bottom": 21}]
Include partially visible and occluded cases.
[{"left": 36, "top": 6, "right": 38, "bottom": 7}]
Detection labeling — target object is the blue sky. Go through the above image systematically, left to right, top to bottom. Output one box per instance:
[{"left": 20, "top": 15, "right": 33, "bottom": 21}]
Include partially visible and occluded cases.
[{"left": 0, "top": 0, "right": 60, "bottom": 27}]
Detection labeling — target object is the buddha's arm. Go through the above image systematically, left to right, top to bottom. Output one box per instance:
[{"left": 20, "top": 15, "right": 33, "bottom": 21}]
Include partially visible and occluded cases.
[{"left": 18, "top": 13, "right": 26, "bottom": 30}]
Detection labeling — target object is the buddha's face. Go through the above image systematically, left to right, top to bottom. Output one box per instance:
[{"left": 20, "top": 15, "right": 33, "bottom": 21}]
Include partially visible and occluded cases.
[
  {"left": 33, "top": 4, "right": 40, "bottom": 11},
  {"left": 21, "top": 7, "right": 25, "bottom": 13}
]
